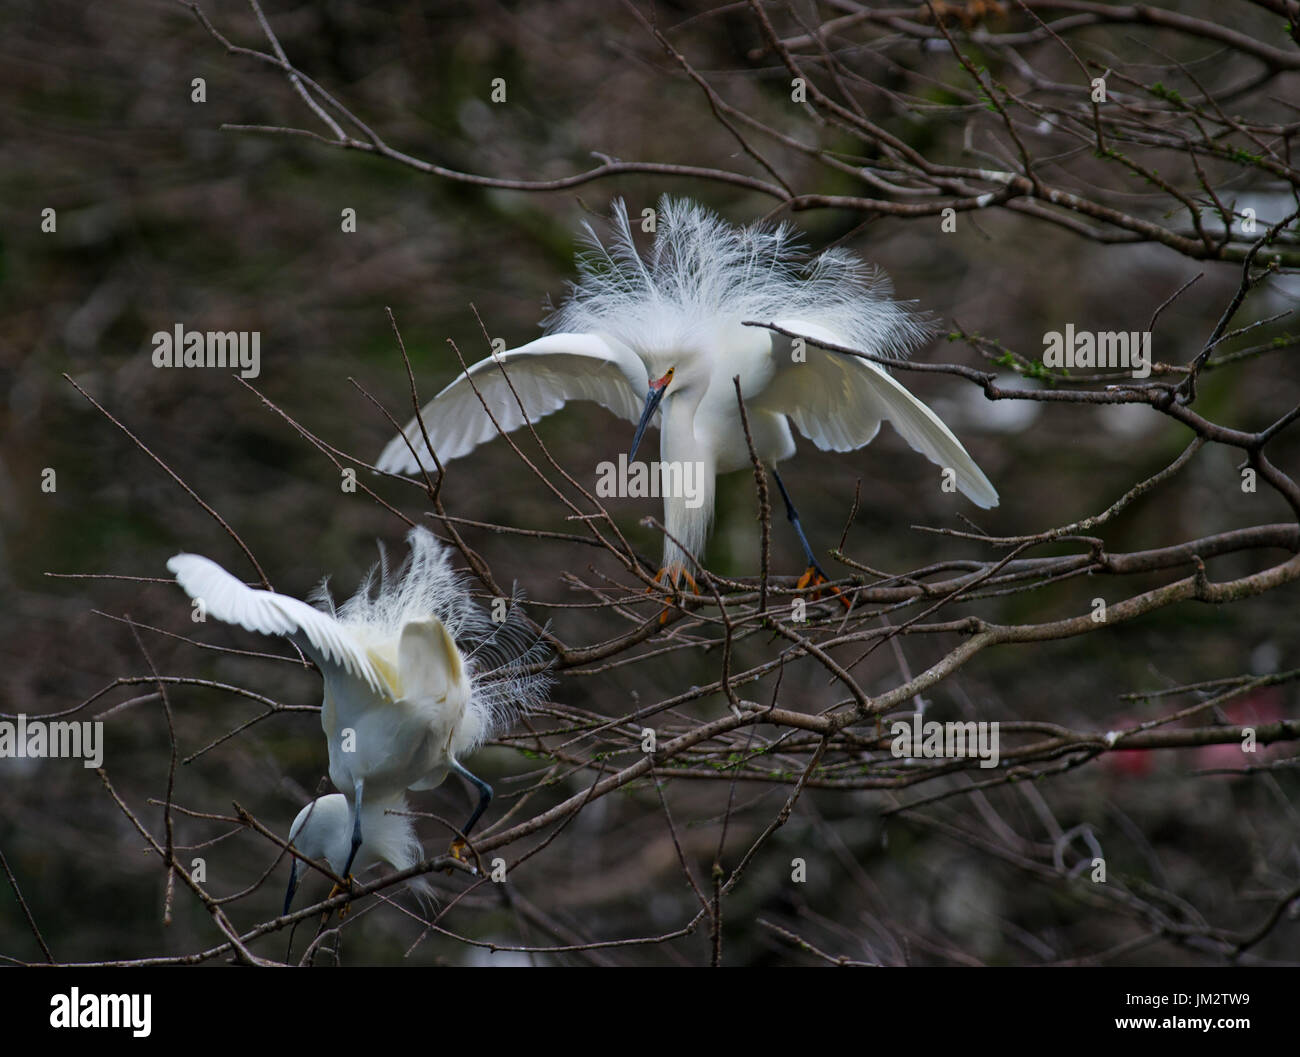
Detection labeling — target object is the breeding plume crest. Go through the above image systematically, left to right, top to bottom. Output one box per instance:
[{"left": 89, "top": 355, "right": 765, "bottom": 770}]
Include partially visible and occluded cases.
[
  {"left": 549, "top": 196, "right": 935, "bottom": 365},
  {"left": 303, "top": 525, "right": 551, "bottom": 743}
]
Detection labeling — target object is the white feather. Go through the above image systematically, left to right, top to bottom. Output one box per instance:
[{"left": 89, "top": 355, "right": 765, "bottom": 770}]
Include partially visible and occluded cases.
[
  {"left": 548, "top": 197, "right": 934, "bottom": 364},
  {"left": 757, "top": 318, "right": 999, "bottom": 508},
  {"left": 378, "top": 333, "right": 646, "bottom": 474},
  {"left": 166, "top": 553, "right": 385, "bottom": 693}
]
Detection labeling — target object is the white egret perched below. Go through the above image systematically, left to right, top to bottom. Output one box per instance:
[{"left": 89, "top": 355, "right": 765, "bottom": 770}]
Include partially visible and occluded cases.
[
  {"left": 378, "top": 197, "right": 997, "bottom": 597},
  {"left": 166, "top": 527, "right": 549, "bottom": 910},
  {"left": 283, "top": 791, "right": 428, "bottom": 914}
]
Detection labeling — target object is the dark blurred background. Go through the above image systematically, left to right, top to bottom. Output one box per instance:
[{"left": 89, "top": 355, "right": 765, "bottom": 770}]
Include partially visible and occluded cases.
[{"left": 2, "top": 0, "right": 1298, "bottom": 965}]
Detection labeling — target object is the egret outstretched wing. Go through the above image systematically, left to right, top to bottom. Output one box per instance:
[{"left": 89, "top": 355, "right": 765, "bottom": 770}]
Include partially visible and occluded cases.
[
  {"left": 756, "top": 319, "right": 999, "bottom": 509},
  {"left": 377, "top": 333, "right": 648, "bottom": 474},
  {"left": 167, "top": 553, "right": 385, "bottom": 693}
]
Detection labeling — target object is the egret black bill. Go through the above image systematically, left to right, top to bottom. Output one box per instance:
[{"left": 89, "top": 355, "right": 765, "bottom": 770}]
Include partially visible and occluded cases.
[{"left": 629, "top": 368, "right": 673, "bottom": 459}]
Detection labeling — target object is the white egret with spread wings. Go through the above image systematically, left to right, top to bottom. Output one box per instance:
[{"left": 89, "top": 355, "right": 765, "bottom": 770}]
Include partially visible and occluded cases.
[
  {"left": 378, "top": 199, "right": 997, "bottom": 600},
  {"left": 167, "top": 526, "right": 549, "bottom": 911}
]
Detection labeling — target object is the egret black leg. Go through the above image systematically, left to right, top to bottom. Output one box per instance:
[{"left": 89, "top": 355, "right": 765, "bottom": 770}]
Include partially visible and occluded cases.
[
  {"left": 770, "top": 466, "right": 827, "bottom": 577},
  {"left": 770, "top": 466, "right": 850, "bottom": 609},
  {"left": 449, "top": 759, "right": 493, "bottom": 839},
  {"left": 341, "top": 780, "right": 364, "bottom": 880},
  {"left": 283, "top": 860, "right": 302, "bottom": 917}
]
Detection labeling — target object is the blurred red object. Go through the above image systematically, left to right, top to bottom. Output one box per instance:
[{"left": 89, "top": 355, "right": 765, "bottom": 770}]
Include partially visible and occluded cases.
[
  {"left": 1194, "top": 688, "right": 1287, "bottom": 771},
  {"left": 1100, "top": 715, "right": 1155, "bottom": 777}
]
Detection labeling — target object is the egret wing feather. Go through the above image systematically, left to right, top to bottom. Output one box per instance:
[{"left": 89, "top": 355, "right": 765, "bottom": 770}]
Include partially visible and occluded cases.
[
  {"left": 758, "top": 319, "right": 999, "bottom": 509},
  {"left": 377, "top": 333, "right": 647, "bottom": 474},
  {"left": 166, "top": 553, "right": 385, "bottom": 692}
]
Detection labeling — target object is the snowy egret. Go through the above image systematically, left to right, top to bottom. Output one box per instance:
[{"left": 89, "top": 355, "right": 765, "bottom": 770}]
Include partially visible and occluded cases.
[
  {"left": 378, "top": 198, "right": 997, "bottom": 595},
  {"left": 167, "top": 526, "right": 549, "bottom": 899},
  {"left": 282, "top": 791, "right": 429, "bottom": 914}
]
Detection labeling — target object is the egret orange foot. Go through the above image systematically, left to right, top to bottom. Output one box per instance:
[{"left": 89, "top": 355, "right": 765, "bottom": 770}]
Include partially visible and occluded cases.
[
  {"left": 925, "top": 0, "right": 1006, "bottom": 28},
  {"left": 796, "top": 565, "right": 852, "bottom": 611},
  {"left": 651, "top": 567, "right": 699, "bottom": 593},
  {"left": 648, "top": 568, "right": 700, "bottom": 624},
  {"left": 444, "top": 837, "right": 478, "bottom": 875},
  {"left": 322, "top": 877, "right": 355, "bottom": 922}
]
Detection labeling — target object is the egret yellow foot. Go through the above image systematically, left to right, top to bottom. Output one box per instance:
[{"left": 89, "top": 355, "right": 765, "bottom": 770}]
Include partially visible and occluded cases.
[
  {"left": 925, "top": 0, "right": 1006, "bottom": 28},
  {"left": 796, "top": 565, "right": 852, "bottom": 611},
  {"left": 649, "top": 568, "right": 700, "bottom": 624},
  {"left": 444, "top": 837, "right": 479, "bottom": 875},
  {"left": 322, "top": 877, "right": 355, "bottom": 923}
]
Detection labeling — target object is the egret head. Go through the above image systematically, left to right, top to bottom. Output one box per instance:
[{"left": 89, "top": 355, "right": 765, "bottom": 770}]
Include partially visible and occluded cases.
[
  {"left": 629, "top": 366, "right": 674, "bottom": 460},
  {"left": 283, "top": 793, "right": 352, "bottom": 915}
]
